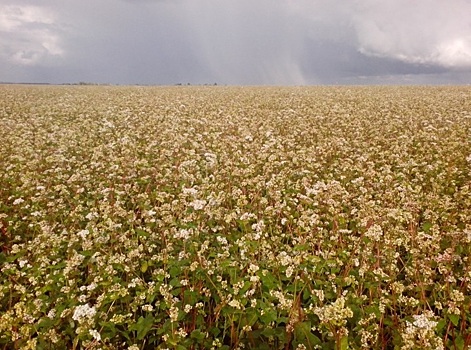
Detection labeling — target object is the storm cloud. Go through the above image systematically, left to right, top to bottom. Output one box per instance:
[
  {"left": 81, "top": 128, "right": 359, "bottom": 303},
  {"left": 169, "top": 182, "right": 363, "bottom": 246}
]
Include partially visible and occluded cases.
[{"left": 1, "top": 0, "right": 470, "bottom": 85}]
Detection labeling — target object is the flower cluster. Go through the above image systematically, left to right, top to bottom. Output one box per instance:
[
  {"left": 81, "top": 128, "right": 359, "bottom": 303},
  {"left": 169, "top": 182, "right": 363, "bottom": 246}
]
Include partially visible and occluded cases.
[{"left": 401, "top": 312, "right": 443, "bottom": 350}]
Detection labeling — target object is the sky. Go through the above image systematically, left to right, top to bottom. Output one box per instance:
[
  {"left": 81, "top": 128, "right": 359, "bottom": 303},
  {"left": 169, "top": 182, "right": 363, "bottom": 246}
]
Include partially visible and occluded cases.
[{"left": 1, "top": 0, "right": 471, "bottom": 85}]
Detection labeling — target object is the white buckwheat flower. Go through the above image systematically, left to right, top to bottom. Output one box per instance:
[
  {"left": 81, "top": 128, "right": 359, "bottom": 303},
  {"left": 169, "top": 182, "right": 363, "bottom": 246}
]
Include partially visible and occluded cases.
[
  {"left": 13, "top": 198, "right": 24, "bottom": 205},
  {"left": 189, "top": 199, "right": 206, "bottom": 210},
  {"left": 365, "top": 224, "right": 383, "bottom": 241},
  {"left": 77, "top": 229, "right": 89, "bottom": 239},
  {"left": 72, "top": 304, "right": 96, "bottom": 323},
  {"left": 402, "top": 311, "right": 443, "bottom": 350},
  {"left": 89, "top": 329, "right": 101, "bottom": 341}
]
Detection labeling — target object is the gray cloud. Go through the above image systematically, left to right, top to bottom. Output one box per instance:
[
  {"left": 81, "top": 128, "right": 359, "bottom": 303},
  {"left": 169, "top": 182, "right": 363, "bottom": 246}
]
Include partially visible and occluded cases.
[
  {"left": 0, "top": 0, "right": 470, "bottom": 84},
  {"left": 350, "top": 0, "right": 471, "bottom": 69},
  {"left": 0, "top": 4, "right": 64, "bottom": 65}
]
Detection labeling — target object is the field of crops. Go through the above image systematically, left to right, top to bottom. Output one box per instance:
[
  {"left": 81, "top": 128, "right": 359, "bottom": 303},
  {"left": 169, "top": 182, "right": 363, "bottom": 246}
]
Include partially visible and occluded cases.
[{"left": 0, "top": 85, "right": 470, "bottom": 349}]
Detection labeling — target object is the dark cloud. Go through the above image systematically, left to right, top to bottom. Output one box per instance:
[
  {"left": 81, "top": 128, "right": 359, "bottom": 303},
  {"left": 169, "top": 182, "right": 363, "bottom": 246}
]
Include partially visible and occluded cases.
[{"left": 1, "top": 0, "right": 470, "bottom": 85}]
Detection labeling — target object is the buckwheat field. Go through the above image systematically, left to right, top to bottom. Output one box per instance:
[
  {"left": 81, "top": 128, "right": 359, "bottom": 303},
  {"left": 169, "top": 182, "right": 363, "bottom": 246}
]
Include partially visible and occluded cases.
[{"left": 1, "top": 85, "right": 470, "bottom": 350}]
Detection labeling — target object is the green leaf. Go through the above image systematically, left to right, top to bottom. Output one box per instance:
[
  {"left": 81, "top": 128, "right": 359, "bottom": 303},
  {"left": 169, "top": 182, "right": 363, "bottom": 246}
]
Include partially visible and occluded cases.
[
  {"left": 422, "top": 221, "right": 432, "bottom": 232},
  {"left": 135, "top": 228, "right": 149, "bottom": 237},
  {"left": 294, "top": 244, "right": 310, "bottom": 251},
  {"left": 140, "top": 260, "right": 148, "bottom": 273},
  {"left": 169, "top": 265, "right": 180, "bottom": 277},
  {"left": 260, "top": 271, "right": 278, "bottom": 290},
  {"left": 169, "top": 277, "right": 182, "bottom": 287},
  {"left": 184, "top": 289, "right": 199, "bottom": 305},
  {"left": 349, "top": 304, "right": 362, "bottom": 324},
  {"left": 365, "top": 305, "right": 381, "bottom": 318},
  {"left": 260, "top": 309, "right": 277, "bottom": 324},
  {"left": 242, "top": 311, "right": 258, "bottom": 327},
  {"left": 449, "top": 314, "right": 459, "bottom": 327},
  {"left": 136, "top": 315, "right": 154, "bottom": 340},
  {"left": 37, "top": 317, "right": 54, "bottom": 330},
  {"left": 436, "top": 318, "right": 447, "bottom": 332},
  {"left": 156, "top": 320, "right": 172, "bottom": 335},
  {"left": 99, "top": 321, "right": 117, "bottom": 339},
  {"left": 294, "top": 322, "right": 321, "bottom": 348},
  {"left": 209, "top": 327, "right": 221, "bottom": 337},
  {"left": 274, "top": 327, "right": 288, "bottom": 343},
  {"left": 261, "top": 328, "right": 276, "bottom": 337},
  {"left": 190, "top": 329, "right": 206, "bottom": 342},
  {"left": 340, "top": 335, "right": 348, "bottom": 350},
  {"left": 455, "top": 335, "right": 464, "bottom": 350}
]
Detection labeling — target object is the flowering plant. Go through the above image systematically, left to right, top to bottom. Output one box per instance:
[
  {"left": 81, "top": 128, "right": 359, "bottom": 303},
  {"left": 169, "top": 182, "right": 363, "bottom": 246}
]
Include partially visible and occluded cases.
[{"left": 1, "top": 85, "right": 470, "bottom": 349}]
